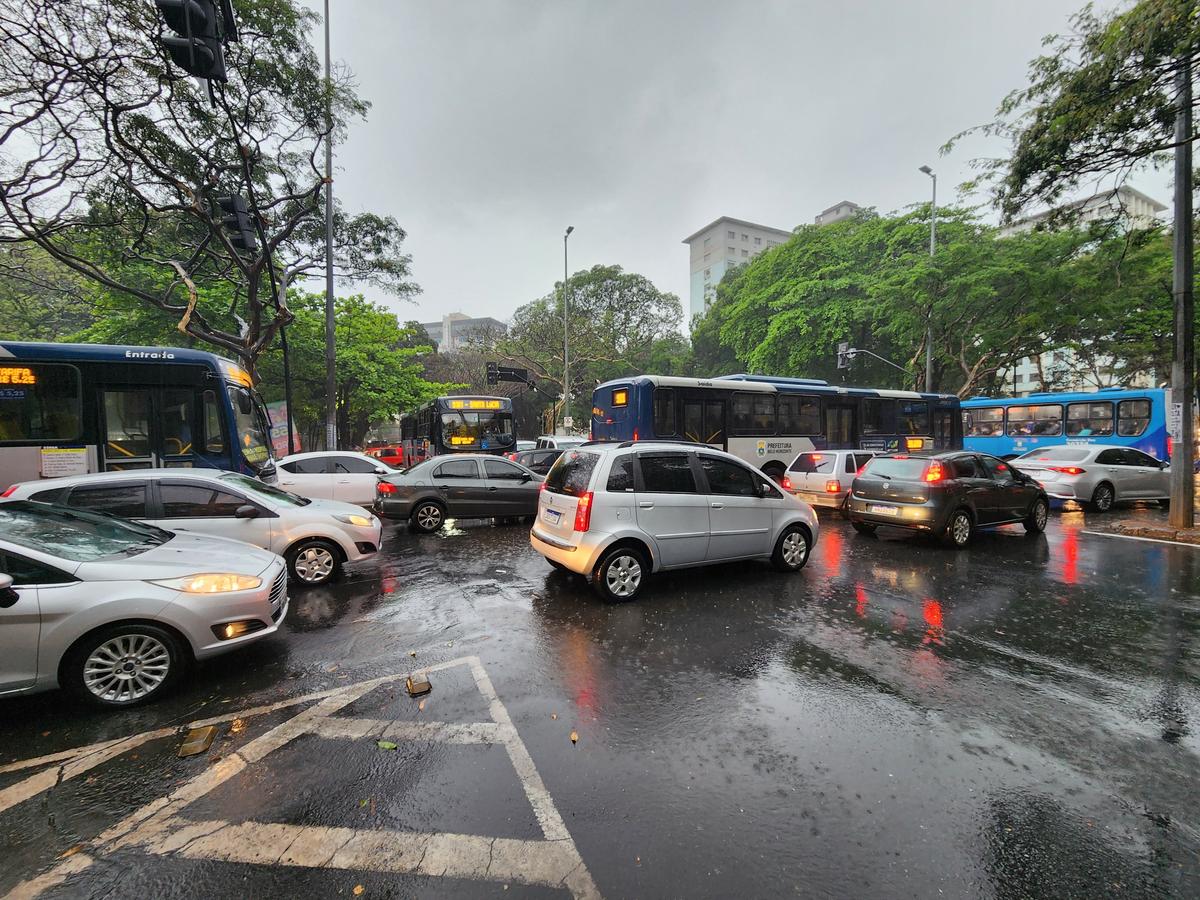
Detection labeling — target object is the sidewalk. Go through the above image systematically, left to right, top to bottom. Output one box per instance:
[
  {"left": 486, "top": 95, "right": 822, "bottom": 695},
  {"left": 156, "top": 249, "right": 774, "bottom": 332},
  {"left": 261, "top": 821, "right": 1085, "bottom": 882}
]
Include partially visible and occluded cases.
[{"left": 1107, "top": 521, "right": 1200, "bottom": 546}]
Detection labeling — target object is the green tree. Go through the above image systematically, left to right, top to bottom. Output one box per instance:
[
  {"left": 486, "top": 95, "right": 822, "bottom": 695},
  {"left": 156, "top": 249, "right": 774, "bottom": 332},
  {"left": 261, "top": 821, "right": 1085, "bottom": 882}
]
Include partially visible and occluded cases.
[{"left": 0, "top": 246, "right": 93, "bottom": 341}]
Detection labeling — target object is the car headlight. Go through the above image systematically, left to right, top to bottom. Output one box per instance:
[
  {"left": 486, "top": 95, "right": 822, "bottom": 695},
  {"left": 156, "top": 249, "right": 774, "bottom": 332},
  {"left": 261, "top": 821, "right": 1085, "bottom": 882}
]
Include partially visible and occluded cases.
[
  {"left": 334, "top": 513, "right": 374, "bottom": 527},
  {"left": 152, "top": 573, "right": 263, "bottom": 593}
]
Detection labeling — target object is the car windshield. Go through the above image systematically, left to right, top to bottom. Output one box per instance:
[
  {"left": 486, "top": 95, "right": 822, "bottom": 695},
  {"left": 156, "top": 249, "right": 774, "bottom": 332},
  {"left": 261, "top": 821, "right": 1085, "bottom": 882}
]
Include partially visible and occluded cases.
[
  {"left": 1017, "top": 447, "right": 1090, "bottom": 461},
  {"left": 544, "top": 450, "right": 599, "bottom": 496},
  {"left": 858, "top": 457, "right": 931, "bottom": 480},
  {"left": 218, "top": 472, "right": 310, "bottom": 506},
  {"left": 0, "top": 500, "right": 172, "bottom": 561}
]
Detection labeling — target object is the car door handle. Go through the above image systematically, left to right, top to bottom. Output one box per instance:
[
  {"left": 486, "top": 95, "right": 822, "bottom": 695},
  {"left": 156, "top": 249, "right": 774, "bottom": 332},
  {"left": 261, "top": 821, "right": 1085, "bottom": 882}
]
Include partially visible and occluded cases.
[
  {"left": 488, "top": 486, "right": 498, "bottom": 492},
  {"left": 638, "top": 501, "right": 654, "bottom": 508},
  {"left": 711, "top": 502, "right": 724, "bottom": 509}
]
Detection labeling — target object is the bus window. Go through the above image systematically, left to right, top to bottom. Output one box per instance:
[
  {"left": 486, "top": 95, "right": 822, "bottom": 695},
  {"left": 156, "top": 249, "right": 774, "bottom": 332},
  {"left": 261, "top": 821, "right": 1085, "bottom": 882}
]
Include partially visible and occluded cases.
[
  {"left": 0, "top": 364, "right": 81, "bottom": 443},
  {"left": 228, "top": 385, "right": 272, "bottom": 466},
  {"left": 653, "top": 388, "right": 675, "bottom": 435},
  {"left": 162, "top": 389, "right": 195, "bottom": 457},
  {"left": 103, "top": 390, "right": 152, "bottom": 463},
  {"left": 203, "top": 390, "right": 227, "bottom": 453},
  {"left": 731, "top": 393, "right": 775, "bottom": 435},
  {"left": 777, "top": 395, "right": 819, "bottom": 435},
  {"left": 861, "top": 398, "right": 896, "bottom": 435},
  {"left": 1117, "top": 399, "right": 1151, "bottom": 437},
  {"left": 898, "top": 401, "right": 930, "bottom": 434},
  {"left": 1066, "top": 402, "right": 1113, "bottom": 436},
  {"left": 1006, "top": 404, "right": 1062, "bottom": 437},
  {"left": 964, "top": 406, "right": 1003, "bottom": 437},
  {"left": 934, "top": 409, "right": 955, "bottom": 448}
]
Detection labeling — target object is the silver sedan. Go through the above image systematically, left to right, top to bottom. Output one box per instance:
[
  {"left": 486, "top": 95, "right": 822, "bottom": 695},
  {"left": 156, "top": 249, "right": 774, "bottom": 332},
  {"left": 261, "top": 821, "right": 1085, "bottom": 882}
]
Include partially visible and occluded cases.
[
  {"left": 1013, "top": 444, "right": 1170, "bottom": 511},
  {"left": 0, "top": 500, "right": 287, "bottom": 708}
]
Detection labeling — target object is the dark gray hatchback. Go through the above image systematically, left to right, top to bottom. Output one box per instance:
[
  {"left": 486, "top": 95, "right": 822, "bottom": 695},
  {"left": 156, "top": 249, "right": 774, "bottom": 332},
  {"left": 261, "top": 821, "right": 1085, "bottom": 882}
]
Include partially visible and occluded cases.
[
  {"left": 847, "top": 452, "right": 1049, "bottom": 547},
  {"left": 375, "top": 454, "right": 543, "bottom": 532}
]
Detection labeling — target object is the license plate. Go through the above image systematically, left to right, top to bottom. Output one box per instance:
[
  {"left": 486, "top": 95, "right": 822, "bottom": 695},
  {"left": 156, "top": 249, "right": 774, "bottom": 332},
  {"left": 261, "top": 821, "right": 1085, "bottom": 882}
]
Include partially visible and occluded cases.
[
  {"left": 869, "top": 504, "right": 899, "bottom": 516},
  {"left": 542, "top": 508, "right": 562, "bottom": 526}
]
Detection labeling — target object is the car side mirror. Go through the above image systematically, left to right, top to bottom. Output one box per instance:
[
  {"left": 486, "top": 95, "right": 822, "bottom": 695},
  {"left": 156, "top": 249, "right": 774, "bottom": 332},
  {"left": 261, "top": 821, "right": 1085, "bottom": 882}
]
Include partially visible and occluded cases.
[
  {"left": 374, "top": 468, "right": 388, "bottom": 476},
  {"left": 520, "top": 472, "right": 531, "bottom": 482},
  {"left": 757, "top": 481, "right": 772, "bottom": 498},
  {"left": 234, "top": 504, "right": 259, "bottom": 519},
  {"left": 0, "top": 573, "right": 18, "bottom": 608}
]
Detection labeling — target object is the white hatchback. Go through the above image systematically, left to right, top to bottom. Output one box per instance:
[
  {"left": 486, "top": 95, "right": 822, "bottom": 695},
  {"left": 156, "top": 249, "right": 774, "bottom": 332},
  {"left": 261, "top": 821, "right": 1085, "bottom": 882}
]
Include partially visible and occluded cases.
[
  {"left": 783, "top": 449, "right": 877, "bottom": 511},
  {"left": 277, "top": 451, "right": 398, "bottom": 507},
  {"left": 4, "top": 470, "right": 383, "bottom": 586}
]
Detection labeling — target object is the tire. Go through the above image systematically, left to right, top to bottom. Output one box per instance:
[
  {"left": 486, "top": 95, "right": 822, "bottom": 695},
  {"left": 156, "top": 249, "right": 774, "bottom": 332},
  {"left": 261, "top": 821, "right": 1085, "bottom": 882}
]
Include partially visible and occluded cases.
[
  {"left": 762, "top": 463, "right": 786, "bottom": 484},
  {"left": 1089, "top": 482, "right": 1115, "bottom": 513},
  {"left": 840, "top": 495, "right": 851, "bottom": 518},
  {"left": 1024, "top": 497, "right": 1049, "bottom": 534},
  {"left": 410, "top": 501, "right": 446, "bottom": 533},
  {"left": 944, "top": 509, "right": 973, "bottom": 548},
  {"left": 851, "top": 520, "right": 876, "bottom": 535},
  {"left": 771, "top": 525, "right": 811, "bottom": 572},
  {"left": 286, "top": 538, "right": 342, "bottom": 585},
  {"left": 592, "top": 546, "right": 648, "bottom": 602},
  {"left": 63, "top": 624, "right": 185, "bottom": 708}
]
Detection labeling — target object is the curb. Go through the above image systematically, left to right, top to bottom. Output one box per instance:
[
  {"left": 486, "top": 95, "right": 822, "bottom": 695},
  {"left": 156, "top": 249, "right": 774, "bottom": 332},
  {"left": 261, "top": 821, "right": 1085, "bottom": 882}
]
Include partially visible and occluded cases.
[{"left": 1107, "top": 523, "right": 1200, "bottom": 546}]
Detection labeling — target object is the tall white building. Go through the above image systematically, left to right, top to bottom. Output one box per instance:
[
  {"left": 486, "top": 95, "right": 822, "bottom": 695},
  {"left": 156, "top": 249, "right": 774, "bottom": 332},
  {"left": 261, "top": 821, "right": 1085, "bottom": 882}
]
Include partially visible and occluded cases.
[
  {"left": 999, "top": 184, "right": 1166, "bottom": 236},
  {"left": 814, "top": 200, "right": 863, "bottom": 226},
  {"left": 682, "top": 216, "right": 792, "bottom": 319},
  {"left": 419, "top": 313, "right": 507, "bottom": 352}
]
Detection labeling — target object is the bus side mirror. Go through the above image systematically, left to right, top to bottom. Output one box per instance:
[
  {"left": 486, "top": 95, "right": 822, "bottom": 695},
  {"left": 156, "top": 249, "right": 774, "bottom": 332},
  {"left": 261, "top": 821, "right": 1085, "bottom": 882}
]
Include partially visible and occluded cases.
[{"left": 235, "top": 504, "right": 259, "bottom": 519}]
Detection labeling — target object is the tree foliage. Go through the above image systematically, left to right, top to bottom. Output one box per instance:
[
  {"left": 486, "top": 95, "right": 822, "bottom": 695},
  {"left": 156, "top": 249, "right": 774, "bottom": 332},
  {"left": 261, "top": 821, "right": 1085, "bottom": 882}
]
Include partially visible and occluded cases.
[{"left": 0, "top": 0, "right": 415, "bottom": 377}]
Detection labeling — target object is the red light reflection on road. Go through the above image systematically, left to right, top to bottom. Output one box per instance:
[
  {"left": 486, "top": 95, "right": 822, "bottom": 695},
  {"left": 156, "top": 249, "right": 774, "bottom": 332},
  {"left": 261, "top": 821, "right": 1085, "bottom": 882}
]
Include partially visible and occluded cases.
[
  {"left": 821, "top": 525, "right": 843, "bottom": 575},
  {"left": 1059, "top": 527, "right": 1079, "bottom": 585},
  {"left": 855, "top": 583, "right": 868, "bottom": 618},
  {"left": 922, "top": 598, "right": 945, "bottom": 646}
]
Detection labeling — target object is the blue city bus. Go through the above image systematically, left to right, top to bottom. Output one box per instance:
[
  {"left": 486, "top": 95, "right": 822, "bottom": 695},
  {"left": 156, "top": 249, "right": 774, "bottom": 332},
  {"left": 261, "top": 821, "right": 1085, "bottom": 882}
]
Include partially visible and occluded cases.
[
  {"left": 0, "top": 342, "right": 276, "bottom": 489},
  {"left": 591, "top": 374, "right": 962, "bottom": 480},
  {"left": 961, "top": 387, "right": 1170, "bottom": 460},
  {"left": 399, "top": 395, "right": 516, "bottom": 465}
]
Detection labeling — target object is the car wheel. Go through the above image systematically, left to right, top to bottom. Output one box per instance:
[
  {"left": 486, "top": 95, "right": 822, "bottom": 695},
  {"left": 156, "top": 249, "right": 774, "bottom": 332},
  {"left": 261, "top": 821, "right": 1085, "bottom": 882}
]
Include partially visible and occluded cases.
[
  {"left": 762, "top": 463, "right": 786, "bottom": 484},
  {"left": 1089, "top": 482, "right": 1115, "bottom": 513},
  {"left": 1024, "top": 497, "right": 1049, "bottom": 534},
  {"left": 410, "top": 501, "right": 446, "bottom": 533},
  {"left": 944, "top": 509, "right": 973, "bottom": 548},
  {"left": 851, "top": 520, "right": 876, "bottom": 535},
  {"left": 771, "top": 525, "right": 811, "bottom": 572},
  {"left": 287, "top": 538, "right": 341, "bottom": 585},
  {"left": 592, "top": 546, "right": 647, "bottom": 602},
  {"left": 64, "top": 624, "right": 185, "bottom": 708}
]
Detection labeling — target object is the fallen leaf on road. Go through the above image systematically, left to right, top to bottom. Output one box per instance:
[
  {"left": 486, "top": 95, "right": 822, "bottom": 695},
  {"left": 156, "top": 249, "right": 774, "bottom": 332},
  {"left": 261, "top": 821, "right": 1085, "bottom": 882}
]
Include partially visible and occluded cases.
[
  {"left": 409, "top": 650, "right": 417, "bottom": 657},
  {"left": 418, "top": 699, "right": 426, "bottom": 712},
  {"left": 551, "top": 713, "right": 557, "bottom": 720},
  {"left": 230, "top": 718, "right": 245, "bottom": 734},
  {"left": 570, "top": 730, "right": 579, "bottom": 745},
  {"left": 41, "top": 731, "right": 50, "bottom": 737},
  {"left": 376, "top": 741, "right": 398, "bottom": 751},
  {"left": 359, "top": 799, "right": 368, "bottom": 807},
  {"left": 59, "top": 846, "right": 82, "bottom": 859},
  {"left": 353, "top": 885, "right": 364, "bottom": 896}
]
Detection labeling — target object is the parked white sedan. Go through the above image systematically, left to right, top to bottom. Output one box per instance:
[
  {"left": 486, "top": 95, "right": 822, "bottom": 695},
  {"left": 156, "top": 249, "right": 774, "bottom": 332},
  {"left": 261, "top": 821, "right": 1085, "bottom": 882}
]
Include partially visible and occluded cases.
[
  {"left": 1013, "top": 444, "right": 1171, "bottom": 511},
  {"left": 277, "top": 451, "right": 398, "bottom": 507},
  {"left": 5, "top": 470, "right": 383, "bottom": 585},
  {"left": 0, "top": 500, "right": 287, "bottom": 708}
]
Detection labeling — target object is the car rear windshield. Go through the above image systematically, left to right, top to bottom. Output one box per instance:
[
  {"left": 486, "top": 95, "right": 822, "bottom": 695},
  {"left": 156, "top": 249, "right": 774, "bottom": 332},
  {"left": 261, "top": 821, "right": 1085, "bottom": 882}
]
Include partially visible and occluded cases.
[
  {"left": 1017, "top": 447, "right": 1090, "bottom": 461},
  {"left": 544, "top": 450, "right": 599, "bottom": 496},
  {"left": 788, "top": 453, "right": 836, "bottom": 474},
  {"left": 858, "top": 457, "right": 931, "bottom": 480},
  {"left": 0, "top": 500, "right": 172, "bottom": 561}
]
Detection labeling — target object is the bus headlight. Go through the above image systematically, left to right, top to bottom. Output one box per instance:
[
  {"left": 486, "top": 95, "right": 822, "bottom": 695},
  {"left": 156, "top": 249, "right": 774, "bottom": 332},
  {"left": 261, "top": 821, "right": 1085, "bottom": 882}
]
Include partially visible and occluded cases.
[
  {"left": 334, "top": 513, "right": 374, "bottom": 527},
  {"left": 153, "top": 574, "right": 263, "bottom": 593}
]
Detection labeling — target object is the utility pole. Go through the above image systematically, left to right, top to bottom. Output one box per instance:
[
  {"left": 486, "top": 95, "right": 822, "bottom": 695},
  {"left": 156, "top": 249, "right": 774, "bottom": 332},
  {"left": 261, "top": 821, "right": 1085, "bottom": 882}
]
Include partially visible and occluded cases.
[
  {"left": 322, "top": 0, "right": 337, "bottom": 451},
  {"left": 1169, "top": 56, "right": 1195, "bottom": 529},
  {"left": 919, "top": 165, "right": 937, "bottom": 392},
  {"left": 562, "top": 225, "right": 574, "bottom": 434}
]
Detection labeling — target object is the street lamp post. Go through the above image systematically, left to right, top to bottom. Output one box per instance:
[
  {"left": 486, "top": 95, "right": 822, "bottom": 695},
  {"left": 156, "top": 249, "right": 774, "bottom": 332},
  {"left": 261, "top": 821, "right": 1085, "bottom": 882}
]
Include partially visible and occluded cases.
[
  {"left": 322, "top": 0, "right": 337, "bottom": 451},
  {"left": 919, "top": 165, "right": 937, "bottom": 392},
  {"left": 562, "top": 225, "right": 574, "bottom": 435}
]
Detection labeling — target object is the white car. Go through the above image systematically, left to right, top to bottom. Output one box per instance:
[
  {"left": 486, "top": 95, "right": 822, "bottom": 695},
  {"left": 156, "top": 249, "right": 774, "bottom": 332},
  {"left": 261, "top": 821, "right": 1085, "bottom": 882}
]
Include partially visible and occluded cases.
[
  {"left": 535, "top": 435, "right": 588, "bottom": 450},
  {"left": 1012, "top": 444, "right": 1171, "bottom": 511},
  {"left": 782, "top": 449, "right": 877, "bottom": 511},
  {"left": 277, "top": 451, "right": 398, "bottom": 507},
  {"left": 4, "top": 469, "right": 383, "bottom": 586},
  {"left": 0, "top": 500, "right": 287, "bottom": 708}
]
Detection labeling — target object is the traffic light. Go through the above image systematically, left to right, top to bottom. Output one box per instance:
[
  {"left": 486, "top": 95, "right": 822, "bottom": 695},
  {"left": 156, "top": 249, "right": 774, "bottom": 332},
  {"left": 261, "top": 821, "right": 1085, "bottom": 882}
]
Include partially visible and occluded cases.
[
  {"left": 155, "top": 0, "right": 227, "bottom": 82},
  {"left": 215, "top": 194, "right": 257, "bottom": 253},
  {"left": 486, "top": 362, "right": 499, "bottom": 385}
]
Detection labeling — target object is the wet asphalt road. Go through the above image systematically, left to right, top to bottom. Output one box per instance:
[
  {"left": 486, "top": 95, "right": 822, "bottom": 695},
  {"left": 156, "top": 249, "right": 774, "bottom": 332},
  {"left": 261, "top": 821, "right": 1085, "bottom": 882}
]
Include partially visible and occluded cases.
[{"left": 1, "top": 501, "right": 1198, "bottom": 899}]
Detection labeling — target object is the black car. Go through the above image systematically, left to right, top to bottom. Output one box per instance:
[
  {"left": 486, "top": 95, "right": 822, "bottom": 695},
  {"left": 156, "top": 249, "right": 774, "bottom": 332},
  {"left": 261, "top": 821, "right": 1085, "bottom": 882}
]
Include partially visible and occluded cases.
[
  {"left": 512, "top": 448, "right": 564, "bottom": 476},
  {"left": 847, "top": 451, "right": 1049, "bottom": 548},
  {"left": 375, "top": 453, "right": 543, "bottom": 532}
]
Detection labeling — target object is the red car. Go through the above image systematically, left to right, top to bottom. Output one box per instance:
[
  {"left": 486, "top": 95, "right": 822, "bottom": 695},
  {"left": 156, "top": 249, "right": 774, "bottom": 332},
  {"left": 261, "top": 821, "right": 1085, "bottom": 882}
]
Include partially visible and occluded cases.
[{"left": 369, "top": 446, "right": 404, "bottom": 468}]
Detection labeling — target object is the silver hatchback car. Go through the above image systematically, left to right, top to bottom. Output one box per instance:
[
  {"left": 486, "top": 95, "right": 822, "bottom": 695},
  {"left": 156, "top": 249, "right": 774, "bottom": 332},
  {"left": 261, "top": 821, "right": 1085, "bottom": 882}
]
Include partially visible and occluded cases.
[
  {"left": 530, "top": 441, "right": 819, "bottom": 601},
  {"left": 0, "top": 501, "right": 287, "bottom": 708}
]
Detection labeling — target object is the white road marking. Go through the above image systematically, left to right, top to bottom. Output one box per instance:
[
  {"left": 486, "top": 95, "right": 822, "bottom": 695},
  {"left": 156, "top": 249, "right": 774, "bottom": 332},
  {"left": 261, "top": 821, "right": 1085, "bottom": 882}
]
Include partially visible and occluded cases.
[
  {"left": 1082, "top": 530, "right": 1200, "bottom": 548},
  {"left": 2, "top": 656, "right": 601, "bottom": 900}
]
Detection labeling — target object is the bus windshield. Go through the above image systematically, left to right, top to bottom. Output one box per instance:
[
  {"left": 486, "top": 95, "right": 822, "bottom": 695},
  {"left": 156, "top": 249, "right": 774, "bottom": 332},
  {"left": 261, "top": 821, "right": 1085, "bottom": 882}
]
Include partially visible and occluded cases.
[
  {"left": 228, "top": 385, "right": 273, "bottom": 471},
  {"left": 441, "top": 411, "right": 512, "bottom": 448}
]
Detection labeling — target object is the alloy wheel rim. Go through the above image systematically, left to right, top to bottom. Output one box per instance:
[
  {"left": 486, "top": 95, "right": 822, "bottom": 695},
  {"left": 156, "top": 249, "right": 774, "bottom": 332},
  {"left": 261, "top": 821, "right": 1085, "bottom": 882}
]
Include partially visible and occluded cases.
[
  {"left": 1097, "top": 487, "right": 1112, "bottom": 510},
  {"left": 1035, "top": 502, "right": 1048, "bottom": 528},
  {"left": 417, "top": 506, "right": 442, "bottom": 529},
  {"left": 952, "top": 515, "right": 970, "bottom": 545},
  {"left": 781, "top": 532, "right": 807, "bottom": 567},
  {"left": 295, "top": 546, "right": 334, "bottom": 582},
  {"left": 605, "top": 555, "right": 642, "bottom": 597},
  {"left": 83, "top": 634, "right": 170, "bottom": 702}
]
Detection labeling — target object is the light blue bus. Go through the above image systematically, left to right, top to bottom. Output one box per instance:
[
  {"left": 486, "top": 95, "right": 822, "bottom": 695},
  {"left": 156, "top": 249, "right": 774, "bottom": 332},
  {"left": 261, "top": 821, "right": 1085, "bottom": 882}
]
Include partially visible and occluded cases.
[
  {"left": 0, "top": 341, "right": 276, "bottom": 489},
  {"left": 962, "top": 387, "right": 1169, "bottom": 461}
]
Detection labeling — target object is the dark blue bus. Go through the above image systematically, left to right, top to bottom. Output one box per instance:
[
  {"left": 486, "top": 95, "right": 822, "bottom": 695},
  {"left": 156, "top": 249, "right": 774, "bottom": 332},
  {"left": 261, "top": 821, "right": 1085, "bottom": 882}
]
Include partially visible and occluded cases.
[
  {"left": 0, "top": 342, "right": 275, "bottom": 489},
  {"left": 591, "top": 374, "right": 962, "bottom": 480}
]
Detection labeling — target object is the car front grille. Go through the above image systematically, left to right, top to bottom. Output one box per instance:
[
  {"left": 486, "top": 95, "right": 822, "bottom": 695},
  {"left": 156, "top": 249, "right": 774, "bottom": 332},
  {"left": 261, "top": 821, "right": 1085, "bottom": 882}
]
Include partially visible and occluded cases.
[{"left": 269, "top": 567, "right": 287, "bottom": 620}]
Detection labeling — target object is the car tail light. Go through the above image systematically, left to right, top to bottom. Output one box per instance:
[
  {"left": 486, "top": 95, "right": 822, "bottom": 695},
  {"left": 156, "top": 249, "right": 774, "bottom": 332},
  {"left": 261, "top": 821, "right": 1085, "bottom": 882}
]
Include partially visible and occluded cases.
[
  {"left": 923, "top": 460, "right": 946, "bottom": 482},
  {"left": 1047, "top": 465, "right": 1086, "bottom": 475},
  {"left": 781, "top": 476, "right": 794, "bottom": 490},
  {"left": 825, "top": 479, "right": 842, "bottom": 493},
  {"left": 377, "top": 482, "right": 397, "bottom": 494},
  {"left": 0, "top": 485, "right": 17, "bottom": 498},
  {"left": 574, "top": 491, "right": 594, "bottom": 532}
]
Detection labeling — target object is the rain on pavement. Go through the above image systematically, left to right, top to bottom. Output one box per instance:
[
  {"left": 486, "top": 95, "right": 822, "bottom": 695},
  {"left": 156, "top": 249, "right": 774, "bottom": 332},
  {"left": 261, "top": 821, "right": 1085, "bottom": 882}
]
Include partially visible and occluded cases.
[{"left": 0, "top": 502, "right": 1197, "bottom": 898}]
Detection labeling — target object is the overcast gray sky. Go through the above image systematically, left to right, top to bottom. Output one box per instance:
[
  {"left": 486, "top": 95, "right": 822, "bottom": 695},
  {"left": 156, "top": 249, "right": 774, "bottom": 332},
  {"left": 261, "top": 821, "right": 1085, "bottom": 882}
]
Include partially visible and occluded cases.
[{"left": 313, "top": 0, "right": 1169, "bottom": 328}]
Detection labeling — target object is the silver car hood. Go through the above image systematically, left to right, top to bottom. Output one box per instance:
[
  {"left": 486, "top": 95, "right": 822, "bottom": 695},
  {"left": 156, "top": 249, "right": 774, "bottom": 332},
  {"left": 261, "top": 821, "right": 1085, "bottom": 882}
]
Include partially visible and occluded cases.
[
  {"left": 301, "top": 497, "right": 378, "bottom": 517},
  {"left": 74, "top": 532, "right": 280, "bottom": 582}
]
